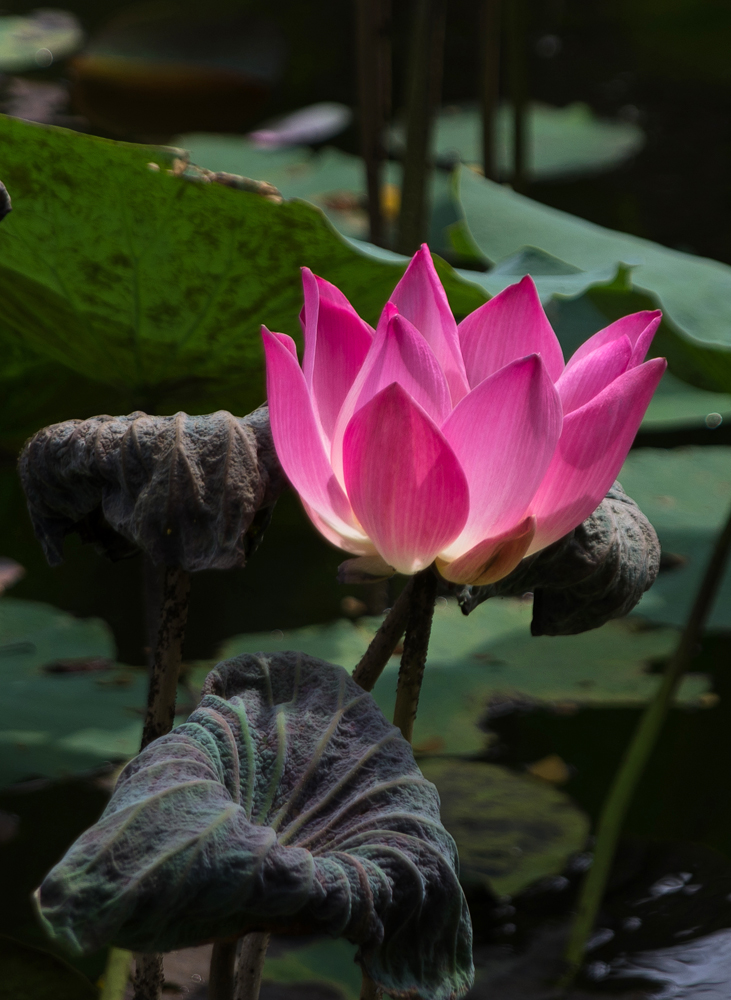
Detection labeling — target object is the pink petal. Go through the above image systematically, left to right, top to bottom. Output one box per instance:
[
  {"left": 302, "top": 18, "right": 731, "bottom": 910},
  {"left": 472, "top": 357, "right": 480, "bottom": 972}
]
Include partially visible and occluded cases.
[
  {"left": 389, "top": 244, "right": 469, "bottom": 404},
  {"left": 299, "top": 270, "right": 374, "bottom": 444},
  {"left": 458, "top": 276, "right": 565, "bottom": 387},
  {"left": 566, "top": 310, "right": 662, "bottom": 372},
  {"left": 330, "top": 311, "right": 452, "bottom": 485},
  {"left": 262, "top": 328, "right": 359, "bottom": 540},
  {"left": 271, "top": 331, "right": 299, "bottom": 360},
  {"left": 555, "top": 335, "right": 632, "bottom": 414},
  {"left": 440, "top": 354, "right": 562, "bottom": 554},
  {"left": 529, "top": 357, "right": 667, "bottom": 553},
  {"left": 342, "top": 383, "right": 469, "bottom": 574},
  {"left": 300, "top": 500, "right": 375, "bottom": 556},
  {"left": 437, "top": 516, "right": 535, "bottom": 586}
]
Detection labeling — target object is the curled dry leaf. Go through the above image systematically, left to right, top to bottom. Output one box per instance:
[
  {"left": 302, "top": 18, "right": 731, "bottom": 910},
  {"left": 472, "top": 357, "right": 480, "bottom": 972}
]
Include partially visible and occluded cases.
[
  {"left": 18, "top": 407, "right": 286, "bottom": 571},
  {"left": 454, "top": 482, "right": 661, "bottom": 635},
  {"left": 38, "top": 652, "right": 474, "bottom": 1000}
]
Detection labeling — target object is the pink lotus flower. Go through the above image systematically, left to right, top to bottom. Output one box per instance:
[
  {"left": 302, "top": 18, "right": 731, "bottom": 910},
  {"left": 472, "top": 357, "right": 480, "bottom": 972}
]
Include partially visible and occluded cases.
[{"left": 262, "top": 246, "right": 666, "bottom": 585}]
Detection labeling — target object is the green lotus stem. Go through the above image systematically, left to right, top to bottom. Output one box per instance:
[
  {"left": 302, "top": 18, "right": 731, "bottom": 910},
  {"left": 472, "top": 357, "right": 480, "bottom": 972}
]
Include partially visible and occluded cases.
[
  {"left": 355, "top": 0, "right": 392, "bottom": 246},
  {"left": 396, "top": 0, "right": 445, "bottom": 254},
  {"left": 480, "top": 0, "right": 501, "bottom": 180},
  {"left": 505, "top": 0, "right": 528, "bottom": 191},
  {"left": 562, "top": 496, "right": 731, "bottom": 985},
  {"left": 392, "top": 568, "right": 439, "bottom": 742},
  {"left": 352, "top": 578, "right": 414, "bottom": 692},
  {"left": 233, "top": 932, "right": 271, "bottom": 1000},
  {"left": 99, "top": 947, "right": 133, "bottom": 1000}
]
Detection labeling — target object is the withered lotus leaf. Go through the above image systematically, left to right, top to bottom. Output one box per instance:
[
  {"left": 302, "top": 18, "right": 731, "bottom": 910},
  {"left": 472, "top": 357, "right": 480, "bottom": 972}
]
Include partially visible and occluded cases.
[
  {"left": 18, "top": 406, "right": 285, "bottom": 570},
  {"left": 456, "top": 481, "right": 660, "bottom": 635},
  {"left": 39, "top": 653, "right": 474, "bottom": 1000}
]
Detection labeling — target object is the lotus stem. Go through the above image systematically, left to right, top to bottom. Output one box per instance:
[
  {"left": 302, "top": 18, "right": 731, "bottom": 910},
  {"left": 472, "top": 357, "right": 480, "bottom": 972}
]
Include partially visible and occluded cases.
[
  {"left": 355, "top": 0, "right": 392, "bottom": 246},
  {"left": 396, "top": 0, "right": 445, "bottom": 254},
  {"left": 480, "top": 0, "right": 501, "bottom": 180},
  {"left": 505, "top": 0, "right": 528, "bottom": 191},
  {"left": 561, "top": 496, "right": 731, "bottom": 985},
  {"left": 134, "top": 565, "right": 191, "bottom": 1000},
  {"left": 140, "top": 565, "right": 191, "bottom": 750},
  {"left": 392, "top": 568, "right": 438, "bottom": 742},
  {"left": 352, "top": 579, "right": 414, "bottom": 692},
  {"left": 233, "top": 931, "right": 271, "bottom": 1000},
  {"left": 209, "top": 940, "right": 238, "bottom": 1000},
  {"left": 99, "top": 948, "right": 133, "bottom": 1000},
  {"left": 132, "top": 954, "right": 165, "bottom": 1000},
  {"left": 360, "top": 970, "right": 383, "bottom": 1000}
]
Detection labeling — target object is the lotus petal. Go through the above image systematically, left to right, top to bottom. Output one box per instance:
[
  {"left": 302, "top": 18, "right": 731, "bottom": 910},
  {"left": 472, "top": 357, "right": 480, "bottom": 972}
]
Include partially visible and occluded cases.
[
  {"left": 389, "top": 245, "right": 469, "bottom": 404},
  {"left": 300, "top": 269, "right": 373, "bottom": 443},
  {"left": 458, "top": 276, "right": 565, "bottom": 387},
  {"left": 566, "top": 310, "right": 662, "bottom": 371},
  {"left": 330, "top": 312, "right": 452, "bottom": 485},
  {"left": 263, "top": 329, "right": 358, "bottom": 538},
  {"left": 555, "top": 335, "right": 632, "bottom": 414},
  {"left": 441, "top": 355, "right": 562, "bottom": 553},
  {"left": 529, "top": 358, "right": 666, "bottom": 552},
  {"left": 343, "top": 384, "right": 469, "bottom": 574},
  {"left": 437, "top": 516, "right": 535, "bottom": 586},
  {"left": 39, "top": 653, "right": 474, "bottom": 1000}
]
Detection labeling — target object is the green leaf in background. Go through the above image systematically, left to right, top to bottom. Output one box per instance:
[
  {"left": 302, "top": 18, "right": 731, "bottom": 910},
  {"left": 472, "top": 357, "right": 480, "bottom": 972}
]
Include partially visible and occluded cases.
[
  {"left": 389, "top": 102, "right": 645, "bottom": 180},
  {"left": 0, "top": 115, "right": 484, "bottom": 429},
  {"left": 455, "top": 166, "right": 731, "bottom": 393},
  {"left": 622, "top": 446, "right": 731, "bottom": 630},
  {"left": 0, "top": 598, "right": 145, "bottom": 787},
  {"left": 217, "top": 598, "right": 708, "bottom": 756},
  {"left": 419, "top": 759, "right": 590, "bottom": 897},
  {"left": 0, "top": 934, "right": 96, "bottom": 1000},
  {"left": 263, "top": 938, "right": 361, "bottom": 1000}
]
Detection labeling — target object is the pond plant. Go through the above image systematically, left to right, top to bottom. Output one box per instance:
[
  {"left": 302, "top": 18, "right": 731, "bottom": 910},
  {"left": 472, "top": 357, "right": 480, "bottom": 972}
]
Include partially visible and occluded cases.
[
  {"left": 5, "top": 103, "right": 731, "bottom": 1000},
  {"left": 21, "top": 239, "right": 673, "bottom": 1000}
]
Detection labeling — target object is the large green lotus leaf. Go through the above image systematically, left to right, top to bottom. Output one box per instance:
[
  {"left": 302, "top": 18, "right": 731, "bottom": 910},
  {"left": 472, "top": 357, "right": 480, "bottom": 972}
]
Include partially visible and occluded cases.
[
  {"left": 389, "top": 102, "right": 645, "bottom": 180},
  {"left": 0, "top": 115, "right": 483, "bottom": 411},
  {"left": 455, "top": 166, "right": 731, "bottom": 393},
  {"left": 620, "top": 447, "right": 731, "bottom": 630},
  {"left": 0, "top": 597, "right": 145, "bottom": 787},
  {"left": 218, "top": 600, "right": 707, "bottom": 756},
  {"left": 40, "top": 653, "right": 474, "bottom": 1000},
  {"left": 419, "top": 759, "right": 589, "bottom": 897},
  {"left": 0, "top": 935, "right": 95, "bottom": 1000}
]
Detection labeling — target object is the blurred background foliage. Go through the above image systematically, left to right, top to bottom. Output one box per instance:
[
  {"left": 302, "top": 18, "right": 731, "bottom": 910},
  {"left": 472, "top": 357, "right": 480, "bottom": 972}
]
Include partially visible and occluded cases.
[{"left": 2, "top": 0, "right": 731, "bottom": 996}]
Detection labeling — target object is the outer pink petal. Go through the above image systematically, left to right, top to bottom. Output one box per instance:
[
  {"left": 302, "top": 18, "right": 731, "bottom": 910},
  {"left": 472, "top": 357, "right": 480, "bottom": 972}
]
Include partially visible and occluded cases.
[
  {"left": 389, "top": 244, "right": 469, "bottom": 404},
  {"left": 298, "top": 269, "right": 374, "bottom": 444},
  {"left": 458, "top": 275, "right": 565, "bottom": 387},
  {"left": 566, "top": 310, "right": 662, "bottom": 372},
  {"left": 330, "top": 311, "right": 452, "bottom": 485},
  {"left": 262, "top": 328, "right": 357, "bottom": 537},
  {"left": 271, "top": 331, "right": 299, "bottom": 359},
  {"left": 555, "top": 335, "right": 632, "bottom": 414},
  {"left": 441, "top": 354, "right": 562, "bottom": 554},
  {"left": 528, "top": 357, "right": 667, "bottom": 553},
  {"left": 342, "top": 383, "right": 469, "bottom": 574},
  {"left": 300, "top": 499, "right": 376, "bottom": 556},
  {"left": 437, "top": 516, "right": 535, "bottom": 586}
]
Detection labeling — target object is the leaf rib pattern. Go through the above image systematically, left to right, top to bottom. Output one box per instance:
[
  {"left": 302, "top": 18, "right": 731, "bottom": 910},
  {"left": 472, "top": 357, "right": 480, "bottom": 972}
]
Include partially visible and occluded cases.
[{"left": 39, "top": 652, "right": 473, "bottom": 1000}]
